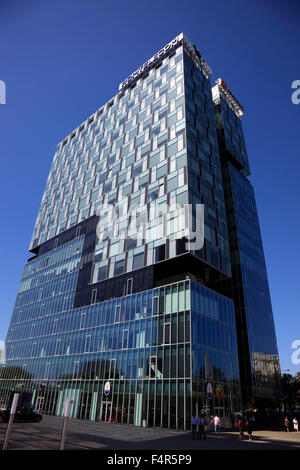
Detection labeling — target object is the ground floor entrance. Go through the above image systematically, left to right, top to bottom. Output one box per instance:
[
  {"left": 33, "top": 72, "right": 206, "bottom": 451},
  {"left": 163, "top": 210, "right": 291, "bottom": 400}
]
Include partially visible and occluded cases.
[
  {"left": 0, "top": 378, "right": 241, "bottom": 431},
  {"left": 100, "top": 401, "right": 112, "bottom": 422}
]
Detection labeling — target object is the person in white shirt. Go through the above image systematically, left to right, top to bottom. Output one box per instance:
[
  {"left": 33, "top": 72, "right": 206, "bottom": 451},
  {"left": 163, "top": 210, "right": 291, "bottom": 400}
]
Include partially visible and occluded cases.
[
  {"left": 214, "top": 414, "right": 221, "bottom": 433},
  {"left": 293, "top": 417, "right": 299, "bottom": 432}
]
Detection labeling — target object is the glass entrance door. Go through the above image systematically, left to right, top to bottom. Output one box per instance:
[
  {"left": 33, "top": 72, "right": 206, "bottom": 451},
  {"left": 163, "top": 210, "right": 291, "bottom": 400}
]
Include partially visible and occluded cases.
[{"left": 100, "top": 401, "right": 112, "bottom": 423}]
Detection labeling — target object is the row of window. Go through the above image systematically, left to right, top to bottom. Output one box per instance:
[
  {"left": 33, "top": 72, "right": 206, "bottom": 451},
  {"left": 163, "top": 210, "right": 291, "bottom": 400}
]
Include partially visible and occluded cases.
[
  {"left": 30, "top": 48, "right": 186, "bottom": 249},
  {"left": 4, "top": 344, "right": 191, "bottom": 381}
]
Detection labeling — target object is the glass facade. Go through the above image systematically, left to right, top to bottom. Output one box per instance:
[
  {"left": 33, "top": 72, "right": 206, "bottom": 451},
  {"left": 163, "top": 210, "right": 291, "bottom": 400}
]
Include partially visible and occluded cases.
[
  {"left": 1, "top": 33, "right": 280, "bottom": 426},
  {"left": 29, "top": 41, "right": 230, "bottom": 282},
  {"left": 30, "top": 46, "right": 189, "bottom": 274},
  {"left": 184, "top": 56, "right": 231, "bottom": 276},
  {"left": 212, "top": 79, "right": 250, "bottom": 176},
  {"left": 212, "top": 81, "right": 281, "bottom": 407},
  {"left": 222, "top": 162, "right": 281, "bottom": 404},
  {"left": 2, "top": 274, "right": 241, "bottom": 429}
]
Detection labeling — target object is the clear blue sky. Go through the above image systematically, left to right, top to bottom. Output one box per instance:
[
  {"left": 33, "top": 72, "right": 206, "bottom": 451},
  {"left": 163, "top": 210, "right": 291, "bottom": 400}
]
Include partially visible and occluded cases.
[{"left": 0, "top": 0, "right": 299, "bottom": 374}]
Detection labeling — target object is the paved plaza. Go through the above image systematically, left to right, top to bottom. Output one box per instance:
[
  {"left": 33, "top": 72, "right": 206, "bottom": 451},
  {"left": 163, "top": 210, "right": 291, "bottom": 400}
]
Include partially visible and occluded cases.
[{"left": 0, "top": 415, "right": 299, "bottom": 451}]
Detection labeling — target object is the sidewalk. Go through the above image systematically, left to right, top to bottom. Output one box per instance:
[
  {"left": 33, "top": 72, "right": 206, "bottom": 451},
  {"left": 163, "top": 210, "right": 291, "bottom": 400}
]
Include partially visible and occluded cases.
[{"left": 0, "top": 415, "right": 299, "bottom": 450}]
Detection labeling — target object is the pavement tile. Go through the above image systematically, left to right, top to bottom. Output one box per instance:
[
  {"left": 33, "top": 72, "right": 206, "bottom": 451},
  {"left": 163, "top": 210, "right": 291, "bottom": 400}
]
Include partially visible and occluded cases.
[{"left": 0, "top": 415, "right": 300, "bottom": 451}]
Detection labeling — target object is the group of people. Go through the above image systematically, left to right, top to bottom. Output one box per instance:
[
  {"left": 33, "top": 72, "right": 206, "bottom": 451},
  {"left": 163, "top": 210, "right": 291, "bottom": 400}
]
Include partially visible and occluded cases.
[
  {"left": 192, "top": 411, "right": 300, "bottom": 440},
  {"left": 237, "top": 412, "right": 255, "bottom": 441},
  {"left": 191, "top": 413, "right": 223, "bottom": 439},
  {"left": 191, "top": 414, "right": 208, "bottom": 440},
  {"left": 284, "top": 416, "right": 299, "bottom": 432}
]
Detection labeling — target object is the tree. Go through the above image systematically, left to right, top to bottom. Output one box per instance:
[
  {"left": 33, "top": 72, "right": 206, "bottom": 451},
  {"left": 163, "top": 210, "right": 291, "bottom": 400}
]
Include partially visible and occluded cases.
[{"left": 281, "top": 373, "right": 300, "bottom": 410}]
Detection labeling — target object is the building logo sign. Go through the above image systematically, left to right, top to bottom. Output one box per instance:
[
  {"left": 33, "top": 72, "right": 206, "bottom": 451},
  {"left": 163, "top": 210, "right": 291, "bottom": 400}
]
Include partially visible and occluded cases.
[
  {"left": 119, "top": 34, "right": 184, "bottom": 90},
  {"left": 119, "top": 34, "right": 212, "bottom": 91},
  {"left": 104, "top": 381, "right": 111, "bottom": 396},
  {"left": 206, "top": 383, "right": 213, "bottom": 397},
  {"left": 216, "top": 386, "right": 223, "bottom": 400}
]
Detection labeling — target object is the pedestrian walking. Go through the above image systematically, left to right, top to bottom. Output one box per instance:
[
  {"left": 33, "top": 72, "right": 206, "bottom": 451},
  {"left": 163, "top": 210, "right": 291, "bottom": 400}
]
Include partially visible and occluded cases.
[
  {"left": 230, "top": 413, "right": 235, "bottom": 431},
  {"left": 191, "top": 414, "right": 199, "bottom": 439},
  {"left": 199, "top": 414, "right": 207, "bottom": 440},
  {"left": 214, "top": 414, "right": 221, "bottom": 433},
  {"left": 195, "top": 415, "right": 201, "bottom": 440},
  {"left": 210, "top": 415, "right": 214, "bottom": 432},
  {"left": 238, "top": 415, "right": 244, "bottom": 440},
  {"left": 245, "top": 416, "right": 253, "bottom": 441},
  {"left": 284, "top": 416, "right": 290, "bottom": 432},
  {"left": 293, "top": 417, "right": 299, "bottom": 432}
]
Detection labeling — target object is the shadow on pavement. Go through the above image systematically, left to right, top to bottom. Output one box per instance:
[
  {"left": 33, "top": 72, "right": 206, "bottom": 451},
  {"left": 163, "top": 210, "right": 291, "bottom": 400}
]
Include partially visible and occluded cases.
[{"left": 0, "top": 416, "right": 299, "bottom": 451}]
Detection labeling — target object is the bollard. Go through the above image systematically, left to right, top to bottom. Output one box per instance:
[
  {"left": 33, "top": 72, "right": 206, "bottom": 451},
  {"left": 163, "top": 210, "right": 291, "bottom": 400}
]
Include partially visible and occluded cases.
[
  {"left": 2, "top": 393, "right": 19, "bottom": 450},
  {"left": 60, "top": 398, "right": 72, "bottom": 450}
]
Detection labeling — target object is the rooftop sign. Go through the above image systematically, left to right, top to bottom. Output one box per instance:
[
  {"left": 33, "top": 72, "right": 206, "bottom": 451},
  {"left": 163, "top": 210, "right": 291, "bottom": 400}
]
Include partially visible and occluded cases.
[
  {"left": 119, "top": 33, "right": 212, "bottom": 91},
  {"left": 119, "top": 33, "right": 184, "bottom": 91},
  {"left": 212, "top": 78, "right": 244, "bottom": 117}
]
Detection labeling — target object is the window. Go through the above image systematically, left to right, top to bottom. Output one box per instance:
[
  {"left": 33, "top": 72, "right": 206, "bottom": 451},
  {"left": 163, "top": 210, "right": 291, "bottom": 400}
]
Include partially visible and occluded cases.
[
  {"left": 126, "top": 238, "right": 137, "bottom": 251},
  {"left": 109, "top": 241, "right": 119, "bottom": 257},
  {"left": 154, "top": 244, "right": 165, "bottom": 262},
  {"left": 133, "top": 252, "right": 144, "bottom": 270},
  {"left": 114, "top": 259, "right": 124, "bottom": 276},
  {"left": 97, "top": 264, "right": 107, "bottom": 282},
  {"left": 126, "top": 278, "right": 133, "bottom": 295},
  {"left": 60, "top": 280, "right": 65, "bottom": 293},
  {"left": 91, "top": 289, "right": 97, "bottom": 304},
  {"left": 63, "top": 296, "right": 69, "bottom": 310},
  {"left": 153, "top": 296, "right": 159, "bottom": 315},
  {"left": 115, "top": 304, "right": 121, "bottom": 322},
  {"left": 80, "top": 313, "right": 86, "bottom": 329},
  {"left": 52, "top": 319, "right": 58, "bottom": 334},
  {"left": 30, "top": 323, "right": 35, "bottom": 337},
  {"left": 163, "top": 323, "right": 171, "bottom": 344},
  {"left": 122, "top": 329, "right": 129, "bottom": 349},
  {"left": 84, "top": 335, "right": 91, "bottom": 353},
  {"left": 55, "top": 339, "right": 61, "bottom": 356},
  {"left": 149, "top": 356, "right": 157, "bottom": 379},
  {"left": 109, "top": 359, "right": 116, "bottom": 379},
  {"left": 73, "top": 361, "right": 80, "bottom": 379},
  {"left": 44, "top": 363, "right": 51, "bottom": 379}
]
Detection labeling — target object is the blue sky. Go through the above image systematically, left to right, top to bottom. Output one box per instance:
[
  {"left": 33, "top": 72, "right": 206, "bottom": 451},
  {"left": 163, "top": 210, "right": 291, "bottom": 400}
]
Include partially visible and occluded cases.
[{"left": 0, "top": 0, "right": 299, "bottom": 374}]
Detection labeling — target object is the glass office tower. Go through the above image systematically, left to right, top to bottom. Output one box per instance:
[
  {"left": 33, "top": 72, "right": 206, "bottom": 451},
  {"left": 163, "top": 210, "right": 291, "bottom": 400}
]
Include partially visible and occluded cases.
[
  {"left": 0, "top": 34, "right": 279, "bottom": 428},
  {"left": 212, "top": 79, "right": 281, "bottom": 407}
]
